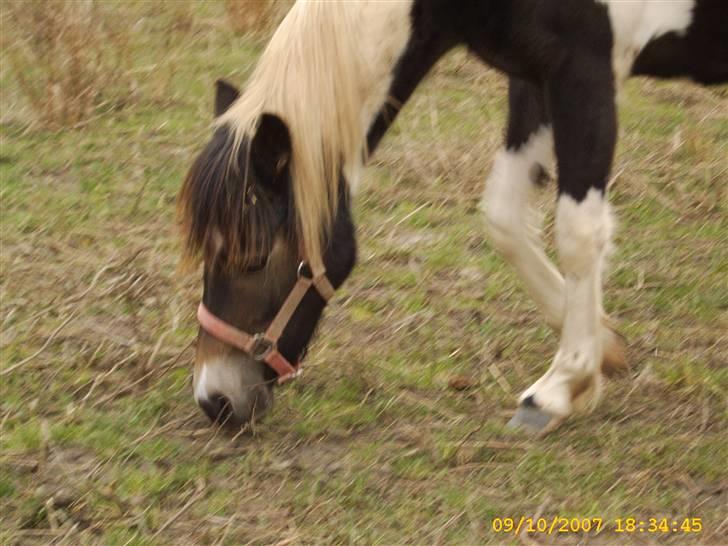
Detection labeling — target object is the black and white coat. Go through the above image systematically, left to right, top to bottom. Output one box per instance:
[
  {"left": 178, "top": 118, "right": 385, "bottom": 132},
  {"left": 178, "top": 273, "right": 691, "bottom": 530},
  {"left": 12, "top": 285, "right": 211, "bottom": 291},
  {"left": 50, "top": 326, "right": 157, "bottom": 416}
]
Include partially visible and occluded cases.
[
  {"left": 189, "top": 0, "right": 726, "bottom": 429},
  {"left": 364, "top": 0, "right": 726, "bottom": 430}
]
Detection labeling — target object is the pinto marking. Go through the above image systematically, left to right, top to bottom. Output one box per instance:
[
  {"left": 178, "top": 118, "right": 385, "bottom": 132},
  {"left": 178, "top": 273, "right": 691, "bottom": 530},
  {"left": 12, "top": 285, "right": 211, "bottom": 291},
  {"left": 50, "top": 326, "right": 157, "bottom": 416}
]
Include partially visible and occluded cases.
[
  {"left": 182, "top": 0, "right": 725, "bottom": 429},
  {"left": 215, "top": 0, "right": 413, "bottom": 265},
  {"left": 598, "top": 0, "right": 695, "bottom": 81}
]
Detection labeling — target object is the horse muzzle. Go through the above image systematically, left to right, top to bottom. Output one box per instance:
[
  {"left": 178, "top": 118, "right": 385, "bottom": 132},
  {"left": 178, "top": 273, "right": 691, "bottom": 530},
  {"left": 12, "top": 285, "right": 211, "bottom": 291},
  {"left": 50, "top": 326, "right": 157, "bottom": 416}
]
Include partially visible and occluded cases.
[{"left": 193, "top": 356, "right": 274, "bottom": 427}]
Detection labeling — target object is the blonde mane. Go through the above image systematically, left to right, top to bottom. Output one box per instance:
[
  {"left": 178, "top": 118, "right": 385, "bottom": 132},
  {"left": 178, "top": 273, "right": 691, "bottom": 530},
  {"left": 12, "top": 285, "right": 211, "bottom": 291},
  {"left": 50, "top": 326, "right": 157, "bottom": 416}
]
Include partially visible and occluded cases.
[{"left": 217, "top": 1, "right": 370, "bottom": 269}]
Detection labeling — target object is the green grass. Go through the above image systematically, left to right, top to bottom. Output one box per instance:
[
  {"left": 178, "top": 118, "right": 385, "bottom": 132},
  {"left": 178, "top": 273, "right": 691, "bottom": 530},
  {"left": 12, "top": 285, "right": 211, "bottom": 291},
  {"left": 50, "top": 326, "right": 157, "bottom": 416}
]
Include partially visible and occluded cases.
[{"left": 2, "top": 2, "right": 727, "bottom": 545}]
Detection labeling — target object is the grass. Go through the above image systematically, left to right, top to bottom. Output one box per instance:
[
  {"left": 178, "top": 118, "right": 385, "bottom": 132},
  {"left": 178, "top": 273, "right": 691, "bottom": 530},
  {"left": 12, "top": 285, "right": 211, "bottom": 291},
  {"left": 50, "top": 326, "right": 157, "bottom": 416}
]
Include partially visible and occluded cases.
[{"left": 1, "top": 2, "right": 727, "bottom": 545}]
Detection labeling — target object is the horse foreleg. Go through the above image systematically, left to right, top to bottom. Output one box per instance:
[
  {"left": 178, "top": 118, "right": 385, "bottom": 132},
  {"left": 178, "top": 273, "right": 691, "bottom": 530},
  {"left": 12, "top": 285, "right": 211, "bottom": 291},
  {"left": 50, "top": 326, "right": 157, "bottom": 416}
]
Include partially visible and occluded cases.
[
  {"left": 508, "top": 64, "right": 619, "bottom": 432},
  {"left": 483, "top": 78, "right": 625, "bottom": 378}
]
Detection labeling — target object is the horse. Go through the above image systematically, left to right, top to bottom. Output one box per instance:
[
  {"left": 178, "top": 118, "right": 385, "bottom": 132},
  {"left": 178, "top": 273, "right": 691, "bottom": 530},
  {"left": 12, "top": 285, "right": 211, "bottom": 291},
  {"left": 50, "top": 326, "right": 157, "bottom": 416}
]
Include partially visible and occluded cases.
[{"left": 178, "top": 0, "right": 727, "bottom": 431}]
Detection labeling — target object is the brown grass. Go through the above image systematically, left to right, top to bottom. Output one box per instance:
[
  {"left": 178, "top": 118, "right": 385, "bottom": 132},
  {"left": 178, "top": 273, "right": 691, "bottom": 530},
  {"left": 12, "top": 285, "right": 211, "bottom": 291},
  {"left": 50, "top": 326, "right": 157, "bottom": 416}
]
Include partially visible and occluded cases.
[
  {"left": 2, "top": 0, "right": 132, "bottom": 128},
  {"left": 224, "top": 0, "right": 292, "bottom": 37}
]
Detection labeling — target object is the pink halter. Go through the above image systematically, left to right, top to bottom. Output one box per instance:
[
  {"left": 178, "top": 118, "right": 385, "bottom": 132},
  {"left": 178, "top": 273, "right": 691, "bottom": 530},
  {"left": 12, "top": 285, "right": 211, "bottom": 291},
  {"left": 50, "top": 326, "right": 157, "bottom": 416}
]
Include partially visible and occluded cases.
[{"left": 197, "top": 260, "right": 335, "bottom": 383}]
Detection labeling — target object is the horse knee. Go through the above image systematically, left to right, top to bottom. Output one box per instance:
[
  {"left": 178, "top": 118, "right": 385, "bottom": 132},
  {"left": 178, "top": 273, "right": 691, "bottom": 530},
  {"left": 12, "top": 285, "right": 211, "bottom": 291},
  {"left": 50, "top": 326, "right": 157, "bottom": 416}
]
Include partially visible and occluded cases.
[
  {"left": 482, "top": 128, "right": 553, "bottom": 258},
  {"left": 481, "top": 152, "right": 529, "bottom": 258},
  {"left": 555, "top": 188, "right": 614, "bottom": 276},
  {"left": 483, "top": 204, "right": 523, "bottom": 259}
]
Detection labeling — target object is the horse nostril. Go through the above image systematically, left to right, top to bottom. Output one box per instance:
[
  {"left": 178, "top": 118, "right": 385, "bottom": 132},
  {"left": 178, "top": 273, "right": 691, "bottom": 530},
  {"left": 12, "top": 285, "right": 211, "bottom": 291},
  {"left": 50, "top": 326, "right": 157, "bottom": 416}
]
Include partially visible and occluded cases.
[
  {"left": 199, "top": 393, "right": 234, "bottom": 425},
  {"left": 214, "top": 394, "right": 234, "bottom": 424}
]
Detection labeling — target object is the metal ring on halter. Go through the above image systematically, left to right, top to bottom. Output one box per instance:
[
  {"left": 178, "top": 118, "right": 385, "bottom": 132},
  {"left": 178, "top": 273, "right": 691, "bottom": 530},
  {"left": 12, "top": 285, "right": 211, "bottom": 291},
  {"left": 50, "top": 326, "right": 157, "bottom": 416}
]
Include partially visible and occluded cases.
[
  {"left": 297, "top": 260, "right": 313, "bottom": 280},
  {"left": 250, "top": 334, "right": 275, "bottom": 361}
]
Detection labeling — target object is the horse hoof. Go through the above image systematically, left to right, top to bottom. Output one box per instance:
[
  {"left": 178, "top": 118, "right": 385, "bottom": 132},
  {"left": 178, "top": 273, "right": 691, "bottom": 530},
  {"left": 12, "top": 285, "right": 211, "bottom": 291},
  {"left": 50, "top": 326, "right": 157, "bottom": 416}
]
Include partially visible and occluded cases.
[{"left": 506, "top": 403, "right": 556, "bottom": 434}]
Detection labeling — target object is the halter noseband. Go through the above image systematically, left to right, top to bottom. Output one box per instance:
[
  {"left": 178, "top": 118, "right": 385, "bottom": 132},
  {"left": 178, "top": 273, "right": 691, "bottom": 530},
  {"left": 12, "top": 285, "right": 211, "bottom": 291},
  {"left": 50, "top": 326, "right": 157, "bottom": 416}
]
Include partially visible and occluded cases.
[{"left": 197, "top": 259, "right": 335, "bottom": 383}]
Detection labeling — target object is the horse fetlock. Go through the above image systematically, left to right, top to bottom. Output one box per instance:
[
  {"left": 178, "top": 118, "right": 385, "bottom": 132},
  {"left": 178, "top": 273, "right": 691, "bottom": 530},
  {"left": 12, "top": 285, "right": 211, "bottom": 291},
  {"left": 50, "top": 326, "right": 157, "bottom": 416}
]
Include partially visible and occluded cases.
[
  {"left": 556, "top": 339, "right": 603, "bottom": 376},
  {"left": 520, "top": 344, "right": 604, "bottom": 419},
  {"left": 520, "top": 370, "right": 573, "bottom": 418},
  {"left": 570, "top": 373, "right": 603, "bottom": 413}
]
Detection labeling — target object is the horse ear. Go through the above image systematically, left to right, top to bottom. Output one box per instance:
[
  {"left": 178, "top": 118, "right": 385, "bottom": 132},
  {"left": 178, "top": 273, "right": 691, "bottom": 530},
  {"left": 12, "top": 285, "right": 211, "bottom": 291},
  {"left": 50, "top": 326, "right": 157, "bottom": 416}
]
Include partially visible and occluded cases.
[
  {"left": 214, "top": 79, "right": 240, "bottom": 117},
  {"left": 249, "top": 113, "right": 291, "bottom": 191}
]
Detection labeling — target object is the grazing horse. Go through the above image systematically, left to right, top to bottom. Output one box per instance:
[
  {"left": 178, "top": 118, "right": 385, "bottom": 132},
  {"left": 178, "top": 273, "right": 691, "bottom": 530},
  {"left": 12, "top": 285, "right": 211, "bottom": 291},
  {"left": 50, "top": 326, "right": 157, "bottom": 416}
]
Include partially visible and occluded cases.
[{"left": 179, "top": 0, "right": 727, "bottom": 430}]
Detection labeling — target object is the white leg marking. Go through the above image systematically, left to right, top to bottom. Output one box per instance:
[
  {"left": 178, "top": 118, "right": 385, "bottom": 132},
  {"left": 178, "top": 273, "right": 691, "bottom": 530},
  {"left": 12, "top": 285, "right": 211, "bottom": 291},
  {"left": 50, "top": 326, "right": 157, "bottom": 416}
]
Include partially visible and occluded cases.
[
  {"left": 482, "top": 127, "right": 566, "bottom": 327},
  {"left": 483, "top": 129, "right": 621, "bottom": 361},
  {"left": 521, "top": 189, "right": 614, "bottom": 417}
]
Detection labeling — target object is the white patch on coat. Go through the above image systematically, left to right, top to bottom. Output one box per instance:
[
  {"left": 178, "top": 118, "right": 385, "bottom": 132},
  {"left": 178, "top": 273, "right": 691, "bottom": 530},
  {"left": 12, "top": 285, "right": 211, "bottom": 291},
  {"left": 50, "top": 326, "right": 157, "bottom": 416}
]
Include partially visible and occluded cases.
[
  {"left": 346, "top": 0, "right": 414, "bottom": 193},
  {"left": 597, "top": 0, "right": 695, "bottom": 81},
  {"left": 354, "top": 1, "right": 414, "bottom": 132},
  {"left": 483, "top": 128, "right": 621, "bottom": 367},
  {"left": 520, "top": 188, "right": 614, "bottom": 417},
  {"left": 555, "top": 188, "right": 613, "bottom": 277},
  {"left": 193, "top": 359, "right": 246, "bottom": 409},
  {"left": 194, "top": 364, "right": 209, "bottom": 404}
]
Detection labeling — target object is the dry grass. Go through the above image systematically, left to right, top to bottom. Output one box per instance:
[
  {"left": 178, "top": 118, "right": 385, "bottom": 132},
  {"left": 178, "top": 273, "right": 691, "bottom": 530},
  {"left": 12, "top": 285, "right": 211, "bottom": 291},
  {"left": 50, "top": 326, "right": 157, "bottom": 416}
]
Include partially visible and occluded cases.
[
  {"left": 2, "top": 0, "right": 133, "bottom": 128},
  {"left": 224, "top": 0, "right": 292, "bottom": 37}
]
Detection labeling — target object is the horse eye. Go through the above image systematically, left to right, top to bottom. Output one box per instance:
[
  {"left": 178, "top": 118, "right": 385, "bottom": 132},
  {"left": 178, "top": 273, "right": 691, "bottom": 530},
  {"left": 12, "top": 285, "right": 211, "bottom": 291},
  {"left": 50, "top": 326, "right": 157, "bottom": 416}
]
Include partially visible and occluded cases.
[{"left": 242, "top": 257, "right": 269, "bottom": 273}]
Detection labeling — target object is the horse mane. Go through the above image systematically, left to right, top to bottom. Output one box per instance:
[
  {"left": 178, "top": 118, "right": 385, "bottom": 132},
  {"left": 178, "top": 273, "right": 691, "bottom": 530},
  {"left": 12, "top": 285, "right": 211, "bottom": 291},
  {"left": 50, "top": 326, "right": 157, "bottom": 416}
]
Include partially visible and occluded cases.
[
  {"left": 180, "top": 1, "right": 369, "bottom": 271},
  {"left": 179, "top": 124, "right": 282, "bottom": 271}
]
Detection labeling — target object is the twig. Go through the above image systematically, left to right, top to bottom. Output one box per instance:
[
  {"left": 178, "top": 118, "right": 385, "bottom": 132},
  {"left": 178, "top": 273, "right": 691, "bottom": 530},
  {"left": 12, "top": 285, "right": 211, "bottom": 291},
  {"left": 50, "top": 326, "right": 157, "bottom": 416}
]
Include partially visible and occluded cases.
[
  {"left": 3, "top": 250, "right": 142, "bottom": 337},
  {"left": 1, "top": 310, "right": 78, "bottom": 376},
  {"left": 144, "top": 330, "right": 169, "bottom": 371},
  {"left": 91, "top": 341, "right": 191, "bottom": 407},
  {"left": 81, "top": 351, "right": 138, "bottom": 404},
  {"left": 488, "top": 363, "right": 512, "bottom": 394},
  {"left": 119, "top": 415, "right": 161, "bottom": 466},
  {"left": 446, "top": 421, "right": 486, "bottom": 464},
  {"left": 152, "top": 488, "right": 205, "bottom": 538},
  {"left": 430, "top": 511, "right": 465, "bottom": 545},
  {"left": 213, "top": 514, "right": 237, "bottom": 546},
  {"left": 53, "top": 522, "right": 80, "bottom": 545},
  {"left": 273, "top": 536, "right": 300, "bottom": 546}
]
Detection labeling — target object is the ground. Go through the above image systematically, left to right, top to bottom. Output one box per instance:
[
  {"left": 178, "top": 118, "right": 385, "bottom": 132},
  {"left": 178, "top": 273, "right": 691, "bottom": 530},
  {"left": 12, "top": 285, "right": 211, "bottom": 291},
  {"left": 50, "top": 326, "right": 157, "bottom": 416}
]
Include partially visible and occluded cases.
[{"left": 1, "top": 2, "right": 726, "bottom": 545}]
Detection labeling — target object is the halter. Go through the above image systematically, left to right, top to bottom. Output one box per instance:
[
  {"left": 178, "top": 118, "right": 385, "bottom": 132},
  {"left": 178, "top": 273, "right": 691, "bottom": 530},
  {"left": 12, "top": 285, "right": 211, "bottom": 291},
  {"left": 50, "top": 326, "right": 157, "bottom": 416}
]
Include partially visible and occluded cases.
[{"left": 197, "top": 259, "right": 336, "bottom": 384}]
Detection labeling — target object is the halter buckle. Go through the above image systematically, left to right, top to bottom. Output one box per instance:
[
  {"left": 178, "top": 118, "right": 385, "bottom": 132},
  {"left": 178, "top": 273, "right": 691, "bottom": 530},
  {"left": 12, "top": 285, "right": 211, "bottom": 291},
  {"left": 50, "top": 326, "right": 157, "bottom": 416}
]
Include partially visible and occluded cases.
[{"left": 250, "top": 334, "right": 275, "bottom": 361}]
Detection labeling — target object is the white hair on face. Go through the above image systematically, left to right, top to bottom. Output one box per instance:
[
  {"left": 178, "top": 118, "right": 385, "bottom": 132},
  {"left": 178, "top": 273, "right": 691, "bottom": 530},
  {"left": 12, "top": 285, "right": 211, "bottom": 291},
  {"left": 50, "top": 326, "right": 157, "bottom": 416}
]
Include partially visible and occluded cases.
[{"left": 217, "top": 0, "right": 413, "bottom": 270}]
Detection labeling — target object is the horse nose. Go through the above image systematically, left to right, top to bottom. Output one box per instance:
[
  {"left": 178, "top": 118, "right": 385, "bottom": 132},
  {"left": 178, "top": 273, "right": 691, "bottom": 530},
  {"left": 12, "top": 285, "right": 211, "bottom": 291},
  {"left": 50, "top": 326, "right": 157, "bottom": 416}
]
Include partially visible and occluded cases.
[
  {"left": 193, "top": 357, "right": 274, "bottom": 427},
  {"left": 194, "top": 370, "right": 274, "bottom": 427},
  {"left": 197, "top": 388, "right": 272, "bottom": 427},
  {"left": 198, "top": 393, "right": 234, "bottom": 425}
]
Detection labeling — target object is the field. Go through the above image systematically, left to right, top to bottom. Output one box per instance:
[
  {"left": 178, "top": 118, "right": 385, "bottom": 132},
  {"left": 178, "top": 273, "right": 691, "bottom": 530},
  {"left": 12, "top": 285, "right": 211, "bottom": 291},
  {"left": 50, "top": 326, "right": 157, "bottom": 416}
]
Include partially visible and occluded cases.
[{"left": 1, "top": 2, "right": 726, "bottom": 545}]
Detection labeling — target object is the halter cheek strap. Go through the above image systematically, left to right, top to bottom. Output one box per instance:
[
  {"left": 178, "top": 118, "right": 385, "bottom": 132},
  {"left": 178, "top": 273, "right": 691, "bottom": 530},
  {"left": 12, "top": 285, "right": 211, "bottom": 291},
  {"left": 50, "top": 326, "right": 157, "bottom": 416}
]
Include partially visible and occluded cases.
[{"left": 197, "top": 261, "right": 335, "bottom": 384}]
